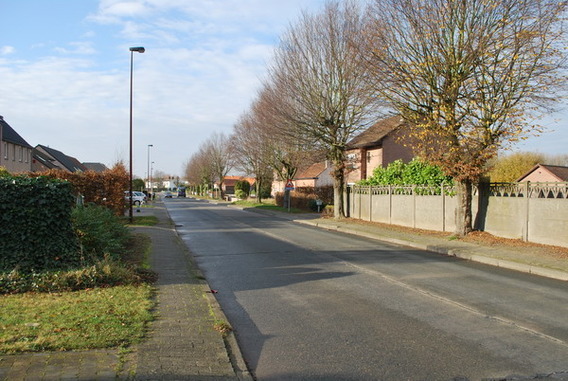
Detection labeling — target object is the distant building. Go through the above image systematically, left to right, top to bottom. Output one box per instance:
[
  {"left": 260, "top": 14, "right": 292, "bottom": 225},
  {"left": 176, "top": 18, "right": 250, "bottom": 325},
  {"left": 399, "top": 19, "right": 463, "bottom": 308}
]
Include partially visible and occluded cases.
[
  {"left": 0, "top": 115, "right": 33, "bottom": 173},
  {"left": 272, "top": 161, "right": 334, "bottom": 194},
  {"left": 83, "top": 162, "right": 108, "bottom": 172},
  {"left": 517, "top": 164, "right": 568, "bottom": 182},
  {"left": 218, "top": 176, "right": 256, "bottom": 195}
]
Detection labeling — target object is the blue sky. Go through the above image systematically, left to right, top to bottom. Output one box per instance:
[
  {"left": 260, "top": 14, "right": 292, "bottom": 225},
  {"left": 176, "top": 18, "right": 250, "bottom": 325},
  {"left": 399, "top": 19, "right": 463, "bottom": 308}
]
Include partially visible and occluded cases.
[
  {"left": 0, "top": 0, "right": 566, "bottom": 178},
  {"left": 0, "top": 0, "right": 328, "bottom": 177}
]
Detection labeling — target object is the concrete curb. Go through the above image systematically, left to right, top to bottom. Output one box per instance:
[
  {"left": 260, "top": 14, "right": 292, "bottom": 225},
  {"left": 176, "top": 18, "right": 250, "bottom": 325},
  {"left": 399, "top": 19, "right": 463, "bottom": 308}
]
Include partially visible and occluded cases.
[
  {"left": 166, "top": 209, "right": 254, "bottom": 381},
  {"left": 295, "top": 219, "right": 568, "bottom": 282},
  {"left": 204, "top": 291, "right": 254, "bottom": 381}
]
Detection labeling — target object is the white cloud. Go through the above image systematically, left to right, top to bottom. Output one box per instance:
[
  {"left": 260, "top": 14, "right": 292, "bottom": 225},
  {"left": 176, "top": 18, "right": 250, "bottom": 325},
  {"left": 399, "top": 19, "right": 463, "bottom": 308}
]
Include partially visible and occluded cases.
[
  {"left": 1, "top": 0, "right": 335, "bottom": 177},
  {"left": 54, "top": 42, "right": 97, "bottom": 55},
  {"left": 1, "top": 46, "right": 15, "bottom": 55}
]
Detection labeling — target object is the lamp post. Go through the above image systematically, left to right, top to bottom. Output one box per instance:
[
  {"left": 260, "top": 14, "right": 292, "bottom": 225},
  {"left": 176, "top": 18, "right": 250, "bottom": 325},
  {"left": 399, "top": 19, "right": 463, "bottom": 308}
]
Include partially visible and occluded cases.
[
  {"left": 129, "top": 46, "right": 145, "bottom": 223},
  {"left": 147, "top": 144, "right": 153, "bottom": 199},
  {"left": 150, "top": 161, "right": 154, "bottom": 199}
]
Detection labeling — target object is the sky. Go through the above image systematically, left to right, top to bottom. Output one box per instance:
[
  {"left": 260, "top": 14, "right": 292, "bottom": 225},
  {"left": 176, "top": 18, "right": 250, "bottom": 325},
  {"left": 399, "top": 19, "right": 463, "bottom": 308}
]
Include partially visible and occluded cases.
[
  {"left": 0, "top": 0, "right": 566, "bottom": 179},
  {"left": 0, "top": 0, "right": 328, "bottom": 178}
]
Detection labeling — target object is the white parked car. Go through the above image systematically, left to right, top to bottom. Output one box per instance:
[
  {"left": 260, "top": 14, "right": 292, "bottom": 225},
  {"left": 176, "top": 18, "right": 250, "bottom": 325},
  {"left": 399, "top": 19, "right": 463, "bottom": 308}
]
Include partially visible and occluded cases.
[{"left": 124, "top": 191, "right": 147, "bottom": 206}]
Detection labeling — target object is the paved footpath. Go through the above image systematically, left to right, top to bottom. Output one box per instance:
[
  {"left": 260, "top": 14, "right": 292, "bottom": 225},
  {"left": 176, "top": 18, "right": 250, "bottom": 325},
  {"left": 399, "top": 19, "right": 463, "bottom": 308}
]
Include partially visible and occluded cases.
[{"left": 0, "top": 202, "right": 250, "bottom": 381}]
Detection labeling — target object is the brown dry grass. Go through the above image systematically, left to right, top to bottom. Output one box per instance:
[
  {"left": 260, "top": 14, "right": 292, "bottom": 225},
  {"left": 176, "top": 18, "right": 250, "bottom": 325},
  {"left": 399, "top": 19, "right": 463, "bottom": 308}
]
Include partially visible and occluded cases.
[{"left": 341, "top": 217, "right": 568, "bottom": 260}]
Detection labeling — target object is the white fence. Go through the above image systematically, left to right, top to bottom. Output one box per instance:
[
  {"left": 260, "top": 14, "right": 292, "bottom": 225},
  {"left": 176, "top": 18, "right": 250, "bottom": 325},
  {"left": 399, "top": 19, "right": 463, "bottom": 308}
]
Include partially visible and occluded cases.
[{"left": 346, "top": 182, "right": 568, "bottom": 248}]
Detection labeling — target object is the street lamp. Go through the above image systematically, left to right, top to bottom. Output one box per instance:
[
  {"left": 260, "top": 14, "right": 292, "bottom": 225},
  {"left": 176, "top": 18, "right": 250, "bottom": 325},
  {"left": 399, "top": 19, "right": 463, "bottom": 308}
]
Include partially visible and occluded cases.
[
  {"left": 129, "top": 46, "right": 145, "bottom": 223},
  {"left": 147, "top": 144, "right": 153, "bottom": 198},
  {"left": 150, "top": 161, "right": 154, "bottom": 199}
]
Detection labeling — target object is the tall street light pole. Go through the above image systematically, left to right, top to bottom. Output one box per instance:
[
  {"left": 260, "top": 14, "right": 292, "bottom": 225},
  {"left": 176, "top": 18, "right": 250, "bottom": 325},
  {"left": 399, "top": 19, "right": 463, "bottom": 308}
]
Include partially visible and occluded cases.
[
  {"left": 129, "top": 46, "right": 145, "bottom": 223},
  {"left": 147, "top": 144, "right": 153, "bottom": 198},
  {"left": 150, "top": 161, "right": 154, "bottom": 199}
]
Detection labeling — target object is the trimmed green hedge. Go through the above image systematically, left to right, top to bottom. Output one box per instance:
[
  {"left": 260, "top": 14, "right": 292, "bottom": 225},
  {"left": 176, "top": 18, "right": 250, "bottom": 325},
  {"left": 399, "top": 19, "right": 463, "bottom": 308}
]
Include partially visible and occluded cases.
[{"left": 0, "top": 176, "right": 80, "bottom": 272}]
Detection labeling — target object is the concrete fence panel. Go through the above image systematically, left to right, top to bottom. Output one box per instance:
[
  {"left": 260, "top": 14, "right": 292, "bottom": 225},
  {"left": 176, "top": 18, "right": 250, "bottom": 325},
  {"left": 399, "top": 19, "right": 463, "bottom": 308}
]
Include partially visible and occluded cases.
[
  {"left": 347, "top": 183, "right": 568, "bottom": 248},
  {"left": 528, "top": 198, "right": 568, "bottom": 247}
]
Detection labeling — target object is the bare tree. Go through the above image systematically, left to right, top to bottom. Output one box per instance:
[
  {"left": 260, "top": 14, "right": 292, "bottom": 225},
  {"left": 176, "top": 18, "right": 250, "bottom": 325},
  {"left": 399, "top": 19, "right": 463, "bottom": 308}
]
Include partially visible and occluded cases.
[
  {"left": 267, "top": 0, "right": 378, "bottom": 218},
  {"left": 366, "top": 0, "right": 567, "bottom": 235},
  {"left": 253, "top": 83, "right": 327, "bottom": 206},
  {"left": 231, "top": 110, "right": 274, "bottom": 202},
  {"left": 203, "top": 132, "right": 233, "bottom": 199},
  {"left": 184, "top": 149, "right": 214, "bottom": 196}
]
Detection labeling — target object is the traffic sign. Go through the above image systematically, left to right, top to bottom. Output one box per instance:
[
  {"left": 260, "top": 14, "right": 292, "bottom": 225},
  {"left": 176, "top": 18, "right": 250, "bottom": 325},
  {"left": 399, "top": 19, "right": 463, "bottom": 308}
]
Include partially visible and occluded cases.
[{"left": 285, "top": 179, "right": 294, "bottom": 191}]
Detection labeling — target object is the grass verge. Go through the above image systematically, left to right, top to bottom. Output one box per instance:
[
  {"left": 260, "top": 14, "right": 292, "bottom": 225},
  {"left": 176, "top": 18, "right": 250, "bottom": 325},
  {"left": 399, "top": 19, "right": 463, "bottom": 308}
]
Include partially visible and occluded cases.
[
  {"left": 232, "top": 200, "right": 304, "bottom": 213},
  {"left": 124, "top": 215, "right": 159, "bottom": 226},
  {"left": 0, "top": 226, "right": 156, "bottom": 354},
  {"left": 0, "top": 285, "right": 153, "bottom": 354}
]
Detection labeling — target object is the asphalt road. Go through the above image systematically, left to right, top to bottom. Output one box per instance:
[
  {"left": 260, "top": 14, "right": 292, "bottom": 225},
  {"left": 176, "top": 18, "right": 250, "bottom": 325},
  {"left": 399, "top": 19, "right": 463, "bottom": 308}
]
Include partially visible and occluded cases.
[{"left": 165, "top": 198, "right": 568, "bottom": 381}]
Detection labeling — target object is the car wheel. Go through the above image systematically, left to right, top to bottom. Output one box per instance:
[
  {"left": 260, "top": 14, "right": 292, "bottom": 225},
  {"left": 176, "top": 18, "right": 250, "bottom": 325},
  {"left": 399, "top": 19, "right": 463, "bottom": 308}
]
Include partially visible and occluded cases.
[{"left": 134, "top": 200, "right": 141, "bottom": 206}]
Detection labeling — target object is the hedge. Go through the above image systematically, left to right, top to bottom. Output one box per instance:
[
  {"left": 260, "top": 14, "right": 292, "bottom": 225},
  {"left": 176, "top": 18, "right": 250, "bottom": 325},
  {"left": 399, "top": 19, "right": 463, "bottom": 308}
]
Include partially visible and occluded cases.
[
  {"left": 29, "top": 163, "right": 129, "bottom": 216},
  {"left": 0, "top": 176, "right": 80, "bottom": 272},
  {"left": 275, "top": 185, "right": 334, "bottom": 211}
]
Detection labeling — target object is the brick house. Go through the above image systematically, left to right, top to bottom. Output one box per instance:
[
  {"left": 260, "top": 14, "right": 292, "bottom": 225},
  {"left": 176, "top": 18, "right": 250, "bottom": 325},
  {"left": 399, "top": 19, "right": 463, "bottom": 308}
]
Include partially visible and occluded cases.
[
  {"left": 345, "top": 115, "right": 415, "bottom": 184},
  {"left": 0, "top": 116, "right": 33, "bottom": 173},
  {"left": 32, "top": 144, "right": 88, "bottom": 173},
  {"left": 272, "top": 161, "right": 334, "bottom": 194},
  {"left": 516, "top": 164, "right": 568, "bottom": 182},
  {"left": 216, "top": 176, "right": 255, "bottom": 197}
]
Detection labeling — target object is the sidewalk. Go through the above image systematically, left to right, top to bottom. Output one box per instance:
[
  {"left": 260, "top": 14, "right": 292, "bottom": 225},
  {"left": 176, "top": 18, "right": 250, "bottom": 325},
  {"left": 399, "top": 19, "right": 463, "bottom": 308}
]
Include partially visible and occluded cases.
[{"left": 0, "top": 202, "right": 251, "bottom": 381}]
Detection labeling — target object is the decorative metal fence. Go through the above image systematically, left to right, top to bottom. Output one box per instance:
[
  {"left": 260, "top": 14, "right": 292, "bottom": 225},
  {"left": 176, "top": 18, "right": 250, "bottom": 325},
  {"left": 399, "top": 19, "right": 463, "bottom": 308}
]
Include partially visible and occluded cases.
[{"left": 489, "top": 182, "right": 568, "bottom": 199}]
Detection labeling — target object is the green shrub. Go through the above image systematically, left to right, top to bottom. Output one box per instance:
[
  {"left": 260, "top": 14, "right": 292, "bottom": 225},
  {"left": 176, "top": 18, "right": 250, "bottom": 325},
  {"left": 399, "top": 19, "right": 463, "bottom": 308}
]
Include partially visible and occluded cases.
[
  {"left": 359, "top": 159, "right": 453, "bottom": 194},
  {"left": 0, "top": 176, "right": 79, "bottom": 272},
  {"left": 235, "top": 180, "right": 251, "bottom": 199},
  {"left": 72, "top": 204, "right": 129, "bottom": 261}
]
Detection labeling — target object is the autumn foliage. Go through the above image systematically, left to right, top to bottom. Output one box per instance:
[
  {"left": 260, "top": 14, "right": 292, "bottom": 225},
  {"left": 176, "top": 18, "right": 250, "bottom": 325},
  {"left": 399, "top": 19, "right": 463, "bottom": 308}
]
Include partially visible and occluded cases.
[{"left": 30, "top": 163, "right": 129, "bottom": 216}]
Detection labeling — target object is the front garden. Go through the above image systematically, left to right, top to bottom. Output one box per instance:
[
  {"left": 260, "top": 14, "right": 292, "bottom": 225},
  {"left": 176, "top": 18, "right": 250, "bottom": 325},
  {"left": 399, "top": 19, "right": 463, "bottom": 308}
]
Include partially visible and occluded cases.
[{"left": 0, "top": 171, "right": 156, "bottom": 354}]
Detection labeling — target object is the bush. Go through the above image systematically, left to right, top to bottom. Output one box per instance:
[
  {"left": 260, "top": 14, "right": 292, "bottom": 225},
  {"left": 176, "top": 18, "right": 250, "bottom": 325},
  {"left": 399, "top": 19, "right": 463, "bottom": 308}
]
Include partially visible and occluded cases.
[
  {"left": 360, "top": 158, "right": 452, "bottom": 187},
  {"left": 30, "top": 163, "right": 129, "bottom": 216},
  {"left": 0, "top": 176, "right": 80, "bottom": 272},
  {"left": 235, "top": 180, "right": 251, "bottom": 199},
  {"left": 275, "top": 186, "right": 334, "bottom": 212},
  {"left": 72, "top": 204, "right": 130, "bottom": 261}
]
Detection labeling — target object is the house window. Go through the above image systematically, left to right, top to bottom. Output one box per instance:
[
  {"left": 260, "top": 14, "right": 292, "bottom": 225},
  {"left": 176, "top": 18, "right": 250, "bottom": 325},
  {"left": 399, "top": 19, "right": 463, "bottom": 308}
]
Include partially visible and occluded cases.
[
  {"left": 2, "top": 142, "right": 6, "bottom": 159},
  {"left": 12, "top": 144, "right": 15, "bottom": 161},
  {"left": 19, "top": 146, "right": 23, "bottom": 162},
  {"left": 25, "top": 148, "right": 29, "bottom": 163},
  {"left": 367, "top": 152, "right": 371, "bottom": 164}
]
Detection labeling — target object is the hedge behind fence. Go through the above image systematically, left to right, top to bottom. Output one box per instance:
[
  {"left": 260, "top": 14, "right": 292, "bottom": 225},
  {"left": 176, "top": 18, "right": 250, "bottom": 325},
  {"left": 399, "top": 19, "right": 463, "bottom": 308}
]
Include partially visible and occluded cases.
[
  {"left": 0, "top": 176, "right": 80, "bottom": 271},
  {"left": 276, "top": 186, "right": 334, "bottom": 211}
]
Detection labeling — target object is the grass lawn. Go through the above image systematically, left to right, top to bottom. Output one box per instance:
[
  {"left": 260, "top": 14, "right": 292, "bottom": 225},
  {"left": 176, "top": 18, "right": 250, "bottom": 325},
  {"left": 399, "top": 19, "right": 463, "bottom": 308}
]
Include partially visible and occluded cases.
[
  {"left": 0, "top": 219, "right": 156, "bottom": 354},
  {"left": 0, "top": 285, "right": 153, "bottom": 354}
]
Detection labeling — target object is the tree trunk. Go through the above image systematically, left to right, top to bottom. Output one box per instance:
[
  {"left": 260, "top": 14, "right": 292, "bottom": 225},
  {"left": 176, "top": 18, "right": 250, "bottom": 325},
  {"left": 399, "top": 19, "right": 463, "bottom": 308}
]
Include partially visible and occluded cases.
[
  {"left": 332, "top": 160, "right": 345, "bottom": 219},
  {"left": 454, "top": 179, "right": 473, "bottom": 236},
  {"left": 256, "top": 180, "right": 263, "bottom": 203}
]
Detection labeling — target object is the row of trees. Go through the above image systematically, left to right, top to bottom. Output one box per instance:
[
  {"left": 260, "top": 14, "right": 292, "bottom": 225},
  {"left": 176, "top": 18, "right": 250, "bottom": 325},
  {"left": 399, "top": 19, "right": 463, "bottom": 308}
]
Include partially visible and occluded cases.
[{"left": 186, "top": 0, "right": 566, "bottom": 236}]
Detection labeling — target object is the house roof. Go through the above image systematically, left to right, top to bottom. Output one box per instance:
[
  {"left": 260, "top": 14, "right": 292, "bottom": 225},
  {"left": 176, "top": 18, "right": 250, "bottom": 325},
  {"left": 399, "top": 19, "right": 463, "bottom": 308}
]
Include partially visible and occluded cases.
[
  {"left": 347, "top": 115, "right": 407, "bottom": 149},
  {"left": 0, "top": 116, "right": 33, "bottom": 148},
  {"left": 35, "top": 144, "right": 88, "bottom": 173},
  {"left": 32, "top": 150, "right": 61, "bottom": 170},
  {"left": 83, "top": 162, "right": 108, "bottom": 172},
  {"left": 296, "top": 162, "right": 327, "bottom": 179},
  {"left": 517, "top": 164, "right": 568, "bottom": 182},
  {"left": 222, "top": 176, "right": 255, "bottom": 186}
]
